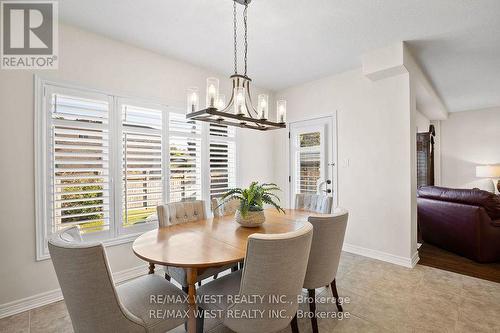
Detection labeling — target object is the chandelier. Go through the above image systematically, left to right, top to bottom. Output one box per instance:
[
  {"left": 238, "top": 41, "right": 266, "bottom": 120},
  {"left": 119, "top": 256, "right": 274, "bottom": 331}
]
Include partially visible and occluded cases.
[{"left": 185, "top": 0, "right": 287, "bottom": 131}]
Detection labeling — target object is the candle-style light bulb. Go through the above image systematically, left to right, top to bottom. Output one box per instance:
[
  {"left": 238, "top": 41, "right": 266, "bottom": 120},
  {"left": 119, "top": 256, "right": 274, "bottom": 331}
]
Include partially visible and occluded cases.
[
  {"left": 206, "top": 77, "right": 219, "bottom": 108},
  {"left": 208, "top": 85, "right": 216, "bottom": 106},
  {"left": 186, "top": 87, "right": 199, "bottom": 114},
  {"left": 234, "top": 87, "right": 245, "bottom": 116},
  {"left": 258, "top": 94, "right": 269, "bottom": 120},
  {"left": 277, "top": 99, "right": 287, "bottom": 123}
]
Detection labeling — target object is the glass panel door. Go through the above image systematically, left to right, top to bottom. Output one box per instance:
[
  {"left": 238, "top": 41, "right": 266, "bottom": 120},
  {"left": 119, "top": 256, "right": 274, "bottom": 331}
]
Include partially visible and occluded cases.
[{"left": 289, "top": 116, "right": 336, "bottom": 207}]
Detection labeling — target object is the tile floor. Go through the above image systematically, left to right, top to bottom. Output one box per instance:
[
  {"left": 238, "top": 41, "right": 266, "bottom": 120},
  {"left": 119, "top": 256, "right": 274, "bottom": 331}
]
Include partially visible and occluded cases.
[{"left": 1, "top": 252, "right": 500, "bottom": 332}]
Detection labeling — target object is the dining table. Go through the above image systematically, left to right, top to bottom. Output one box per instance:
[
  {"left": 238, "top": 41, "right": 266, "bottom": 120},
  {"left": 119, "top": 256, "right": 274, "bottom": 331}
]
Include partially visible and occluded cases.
[{"left": 132, "top": 208, "right": 325, "bottom": 333}]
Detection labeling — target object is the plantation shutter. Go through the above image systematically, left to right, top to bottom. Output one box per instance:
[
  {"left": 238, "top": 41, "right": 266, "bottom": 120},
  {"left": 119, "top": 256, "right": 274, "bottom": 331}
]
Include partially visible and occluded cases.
[
  {"left": 50, "top": 92, "right": 111, "bottom": 234},
  {"left": 122, "top": 104, "right": 163, "bottom": 227},
  {"left": 168, "top": 112, "right": 202, "bottom": 202},
  {"left": 209, "top": 123, "right": 236, "bottom": 199}
]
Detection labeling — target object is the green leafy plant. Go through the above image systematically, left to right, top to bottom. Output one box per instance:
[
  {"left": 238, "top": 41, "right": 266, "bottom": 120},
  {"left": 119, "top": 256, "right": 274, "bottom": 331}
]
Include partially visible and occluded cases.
[{"left": 217, "top": 182, "right": 285, "bottom": 217}]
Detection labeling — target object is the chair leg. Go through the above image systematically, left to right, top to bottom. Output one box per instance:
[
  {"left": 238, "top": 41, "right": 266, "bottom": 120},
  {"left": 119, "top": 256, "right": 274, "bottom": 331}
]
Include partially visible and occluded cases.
[
  {"left": 239, "top": 261, "right": 244, "bottom": 270},
  {"left": 231, "top": 265, "right": 238, "bottom": 272},
  {"left": 164, "top": 273, "right": 171, "bottom": 281},
  {"left": 213, "top": 273, "right": 219, "bottom": 279},
  {"left": 330, "top": 279, "right": 343, "bottom": 312},
  {"left": 197, "top": 281, "right": 201, "bottom": 287},
  {"left": 182, "top": 286, "right": 189, "bottom": 294},
  {"left": 308, "top": 289, "right": 318, "bottom": 333},
  {"left": 196, "top": 307, "right": 204, "bottom": 333},
  {"left": 291, "top": 313, "right": 299, "bottom": 333}
]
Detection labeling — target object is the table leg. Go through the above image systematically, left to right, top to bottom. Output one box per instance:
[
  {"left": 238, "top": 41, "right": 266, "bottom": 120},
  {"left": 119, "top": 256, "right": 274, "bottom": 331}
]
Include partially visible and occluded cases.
[
  {"left": 148, "top": 263, "right": 155, "bottom": 274},
  {"left": 186, "top": 267, "right": 198, "bottom": 333}
]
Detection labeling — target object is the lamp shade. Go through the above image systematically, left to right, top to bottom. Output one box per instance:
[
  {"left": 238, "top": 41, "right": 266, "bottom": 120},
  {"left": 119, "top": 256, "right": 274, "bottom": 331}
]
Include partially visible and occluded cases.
[{"left": 476, "top": 165, "right": 500, "bottom": 178}]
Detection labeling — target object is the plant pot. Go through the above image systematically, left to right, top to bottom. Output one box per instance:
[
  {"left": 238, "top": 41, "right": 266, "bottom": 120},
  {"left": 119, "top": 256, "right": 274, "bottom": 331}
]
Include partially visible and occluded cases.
[{"left": 234, "top": 209, "right": 265, "bottom": 227}]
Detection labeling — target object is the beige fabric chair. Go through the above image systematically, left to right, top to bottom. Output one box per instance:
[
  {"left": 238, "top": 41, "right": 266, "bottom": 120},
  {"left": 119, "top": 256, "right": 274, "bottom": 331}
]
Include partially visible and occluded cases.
[
  {"left": 295, "top": 193, "right": 333, "bottom": 213},
  {"left": 211, "top": 197, "right": 240, "bottom": 217},
  {"left": 156, "top": 200, "right": 236, "bottom": 289},
  {"left": 156, "top": 200, "right": 206, "bottom": 226},
  {"left": 303, "top": 208, "right": 349, "bottom": 332},
  {"left": 197, "top": 223, "right": 314, "bottom": 333},
  {"left": 48, "top": 227, "right": 187, "bottom": 333}
]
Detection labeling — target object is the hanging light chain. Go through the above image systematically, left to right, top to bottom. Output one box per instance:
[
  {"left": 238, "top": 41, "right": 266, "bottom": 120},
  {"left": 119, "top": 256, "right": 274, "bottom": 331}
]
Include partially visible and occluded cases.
[
  {"left": 243, "top": 0, "right": 248, "bottom": 76},
  {"left": 233, "top": 1, "right": 238, "bottom": 74}
]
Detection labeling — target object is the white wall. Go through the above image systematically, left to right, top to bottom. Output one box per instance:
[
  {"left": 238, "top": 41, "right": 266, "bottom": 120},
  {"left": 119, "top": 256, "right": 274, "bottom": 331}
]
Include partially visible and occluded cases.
[
  {"left": 0, "top": 24, "right": 274, "bottom": 306},
  {"left": 273, "top": 68, "right": 415, "bottom": 265},
  {"left": 441, "top": 108, "right": 500, "bottom": 191},
  {"left": 416, "top": 110, "right": 430, "bottom": 133}
]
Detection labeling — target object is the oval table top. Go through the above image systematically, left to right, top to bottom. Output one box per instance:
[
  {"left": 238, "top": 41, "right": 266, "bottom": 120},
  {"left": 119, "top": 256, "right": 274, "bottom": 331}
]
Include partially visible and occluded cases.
[{"left": 132, "top": 208, "right": 319, "bottom": 268}]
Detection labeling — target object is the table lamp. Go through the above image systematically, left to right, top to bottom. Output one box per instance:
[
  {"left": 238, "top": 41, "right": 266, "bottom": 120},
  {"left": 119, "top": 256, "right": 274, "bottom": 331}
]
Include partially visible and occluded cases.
[{"left": 476, "top": 165, "right": 500, "bottom": 192}]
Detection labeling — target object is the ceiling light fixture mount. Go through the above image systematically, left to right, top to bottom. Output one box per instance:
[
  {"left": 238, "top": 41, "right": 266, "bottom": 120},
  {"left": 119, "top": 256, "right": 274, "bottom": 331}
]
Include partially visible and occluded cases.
[{"left": 185, "top": 0, "right": 286, "bottom": 131}]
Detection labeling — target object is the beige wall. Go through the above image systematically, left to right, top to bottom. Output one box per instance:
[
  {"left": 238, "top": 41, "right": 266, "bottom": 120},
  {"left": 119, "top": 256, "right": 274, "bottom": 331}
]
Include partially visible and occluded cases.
[
  {"left": 0, "top": 24, "right": 274, "bottom": 305},
  {"left": 273, "top": 69, "right": 415, "bottom": 264},
  {"left": 440, "top": 108, "right": 500, "bottom": 191}
]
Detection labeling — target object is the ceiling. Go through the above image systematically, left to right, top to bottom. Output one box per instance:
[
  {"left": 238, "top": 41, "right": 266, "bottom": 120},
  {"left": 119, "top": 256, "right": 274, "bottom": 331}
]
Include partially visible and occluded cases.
[{"left": 59, "top": 0, "right": 500, "bottom": 112}]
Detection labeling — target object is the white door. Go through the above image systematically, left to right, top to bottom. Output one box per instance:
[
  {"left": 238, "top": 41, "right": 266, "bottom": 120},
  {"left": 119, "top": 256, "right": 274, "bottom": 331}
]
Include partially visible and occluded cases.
[{"left": 289, "top": 116, "right": 337, "bottom": 207}]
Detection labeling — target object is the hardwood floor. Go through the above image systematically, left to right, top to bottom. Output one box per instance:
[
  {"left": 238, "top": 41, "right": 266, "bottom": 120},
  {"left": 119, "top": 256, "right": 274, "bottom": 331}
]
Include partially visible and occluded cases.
[{"left": 418, "top": 243, "right": 500, "bottom": 283}]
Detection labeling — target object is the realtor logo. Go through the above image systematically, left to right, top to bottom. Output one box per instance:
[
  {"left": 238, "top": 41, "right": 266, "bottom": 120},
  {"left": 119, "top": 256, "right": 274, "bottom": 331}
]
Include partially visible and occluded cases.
[{"left": 1, "top": 1, "right": 58, "bottom": 69}]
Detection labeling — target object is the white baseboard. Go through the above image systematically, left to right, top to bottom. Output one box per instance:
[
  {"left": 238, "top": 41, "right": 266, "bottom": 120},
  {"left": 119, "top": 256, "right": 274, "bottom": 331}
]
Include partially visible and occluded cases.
[
  {"left": 343, "top": 243, "right": 417, "bottom": 268},
  {"left": 410, "top": 251, "right": 420, "bottom": 268},
  {"left": 0, "top": 265, "right": 148, "bottom": 319}
]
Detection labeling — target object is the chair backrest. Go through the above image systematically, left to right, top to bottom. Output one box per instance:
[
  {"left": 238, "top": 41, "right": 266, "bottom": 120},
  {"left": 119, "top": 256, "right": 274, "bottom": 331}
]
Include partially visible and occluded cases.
[
  {"left": 295, "top": 193, "right": 333, "bottom": 213},
  {"left": 211, "top": 198, "right": 240, "bottom": 217},
  {"left": 156, "top": 200, "right": 206, "bottom": 226},
  {"left": 303, "top": 208, "right": 349, "bottom": 289},
  {"left": 225, "top": 223, "right": 313, "bottom": 333},
  {"left": 48, "top": 227, "right": 144, "bottom": 333}
]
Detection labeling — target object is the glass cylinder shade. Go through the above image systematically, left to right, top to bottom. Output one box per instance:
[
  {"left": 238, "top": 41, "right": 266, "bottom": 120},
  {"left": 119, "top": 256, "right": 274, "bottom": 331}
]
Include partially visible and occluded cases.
[
  {"left": 206, "top": 77, "right": 219, "bottom": 108},
  {"left": 186, "top": 87, "right": 199, "bottom": 114},
  {"left": 234, "top": 87, "right": 246, "bottom": 116},
  {"left": 216, "top": 94, "right": 226, "bottom": 111},
  {"left": 258, "top": 94, "right": 269, "bottom": 120},
  {"left": 277, "top": 99, "right": 287, "bottom": 123}
]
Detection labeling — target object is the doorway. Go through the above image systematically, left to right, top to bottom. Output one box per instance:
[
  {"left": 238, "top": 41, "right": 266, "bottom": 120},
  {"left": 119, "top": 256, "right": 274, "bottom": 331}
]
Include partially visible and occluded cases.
[{"left": 289, "top": 115, "right": 338, "bottom": 207}]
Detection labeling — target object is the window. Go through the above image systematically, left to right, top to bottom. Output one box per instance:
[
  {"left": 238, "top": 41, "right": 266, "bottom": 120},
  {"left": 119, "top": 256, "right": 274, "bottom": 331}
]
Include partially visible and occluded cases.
[
  {"left": 36, "top": 79, "right": 237, "bottom": 260},
  {"left": 50, "top": 92, "right": 111, "bottom": 235},
  {"left": 121, "top": 104, "right": 164, "bottom": 227},
  {"left": 168, "top": 112, "right": 202, "bottom": 202},
  {"left": 209, "top": 123, "right": 236, "bottom": 199},
  {"left": 297, "top": 131, "right": 321, "bottom": 194}
]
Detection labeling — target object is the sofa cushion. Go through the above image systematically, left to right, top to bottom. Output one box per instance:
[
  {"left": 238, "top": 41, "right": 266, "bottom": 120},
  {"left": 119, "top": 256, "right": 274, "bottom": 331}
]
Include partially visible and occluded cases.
[{"left": 417, "top": 186, "right": 500, "bottom": 220}]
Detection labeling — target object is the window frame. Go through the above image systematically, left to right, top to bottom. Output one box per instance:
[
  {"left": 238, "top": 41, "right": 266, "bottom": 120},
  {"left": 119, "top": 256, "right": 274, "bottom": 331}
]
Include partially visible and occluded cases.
[{"left": 35, "top": 77, "right": 237, "bottom": 260}]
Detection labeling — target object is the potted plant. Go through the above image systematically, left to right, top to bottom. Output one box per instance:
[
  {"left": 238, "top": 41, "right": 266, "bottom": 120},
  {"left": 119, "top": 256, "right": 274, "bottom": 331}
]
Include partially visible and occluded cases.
[{"left": 217, "top": 182, "right": 285, "bottom": 227}]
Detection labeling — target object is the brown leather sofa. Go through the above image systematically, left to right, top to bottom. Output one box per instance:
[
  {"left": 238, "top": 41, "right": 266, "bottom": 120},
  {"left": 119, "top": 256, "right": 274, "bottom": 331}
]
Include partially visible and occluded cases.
[{"left": 417, "top": 186, "right": 500, "bottom": 263}]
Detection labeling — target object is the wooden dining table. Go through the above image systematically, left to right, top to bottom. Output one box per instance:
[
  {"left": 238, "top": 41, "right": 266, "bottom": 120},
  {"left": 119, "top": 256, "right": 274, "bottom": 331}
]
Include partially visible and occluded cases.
[{"left": 132, "top": 208, "right": 323, "bottom": 333}]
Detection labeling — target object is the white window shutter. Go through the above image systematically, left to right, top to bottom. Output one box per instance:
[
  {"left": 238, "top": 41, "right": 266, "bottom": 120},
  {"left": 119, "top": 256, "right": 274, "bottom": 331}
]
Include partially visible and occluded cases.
[
  {"left": 50, "top": 93, "right": 111, "bottom": 234},
  {"left": 121, "top": 104, "right": 163, "bottom": 227},
  {"left": 168, "top": 112, "right": 202, "bottom": 202},
  {"left": 209, "top": 123, "right": 236, "bottom": 199}
]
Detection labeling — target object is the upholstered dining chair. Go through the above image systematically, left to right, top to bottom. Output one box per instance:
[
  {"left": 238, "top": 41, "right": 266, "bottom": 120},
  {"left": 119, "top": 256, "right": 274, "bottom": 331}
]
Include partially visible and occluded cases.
[
  {"left": 295, "top": 193, "right": 333, "bottom": 213},
  {"left": 211, "top": 197, "right": 240, "bottom": 217},
  {"left": 212, "top": 198, "right": 245, "bottom": 271},
  {"left": 156, "top": 200, "right": 237, "bottom": 290},
  {"left": 303, "top": 208, "right": 349, "bottom": 333},
  {"left": 196, "top": 222, "right": 314, "bottom": 333},
  {"left": 48, "top": 226, "right": 187, "bottom": 333}
]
